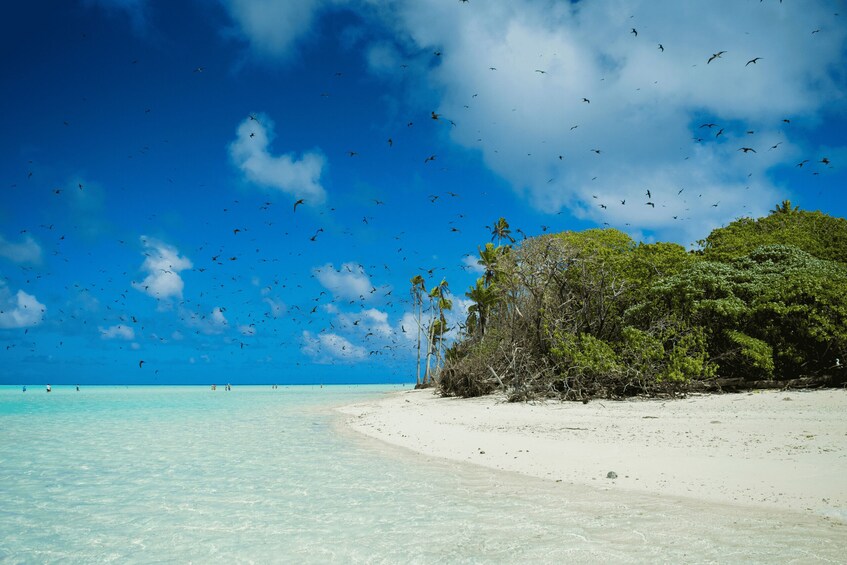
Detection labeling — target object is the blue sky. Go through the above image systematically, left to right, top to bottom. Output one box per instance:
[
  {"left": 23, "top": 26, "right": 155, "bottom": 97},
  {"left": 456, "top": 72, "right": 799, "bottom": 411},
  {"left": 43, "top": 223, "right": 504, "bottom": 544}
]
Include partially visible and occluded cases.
[{"left": 1, "top": 0, "right": 845, "bottom": 385}]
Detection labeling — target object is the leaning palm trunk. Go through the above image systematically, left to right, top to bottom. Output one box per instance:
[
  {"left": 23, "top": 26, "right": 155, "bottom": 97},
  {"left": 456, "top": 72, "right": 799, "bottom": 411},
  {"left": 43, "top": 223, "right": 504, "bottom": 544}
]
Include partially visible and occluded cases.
[
  {"left": 415, "top": 299, "right": 423, "bottom": 385},
  {"left": 424, "top": 326, "right": 435, "bottom": 385}
]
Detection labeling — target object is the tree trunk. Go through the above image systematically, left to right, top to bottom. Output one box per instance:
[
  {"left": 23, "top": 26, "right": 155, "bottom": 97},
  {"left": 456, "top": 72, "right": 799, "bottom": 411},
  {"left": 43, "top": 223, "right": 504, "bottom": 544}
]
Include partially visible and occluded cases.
[{"left": 415, "top": 298, "right": 422, "bottom": 386}]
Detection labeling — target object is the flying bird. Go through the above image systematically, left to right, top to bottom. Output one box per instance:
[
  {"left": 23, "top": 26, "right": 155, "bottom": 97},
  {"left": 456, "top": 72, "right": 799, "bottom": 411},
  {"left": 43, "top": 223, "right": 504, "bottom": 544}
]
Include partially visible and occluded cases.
[
  {"left": 631, "top": 28, "right": 637, "bottom": 36},
  {"left": 658, "top": 44, "right": 664, "bottom": 52},
  {"left": 707, "top": 51, "right": 726, "bottom": 64},
  {"left": 745, "top": 57, "right": 762, "bottom": 66},
  {"left": 739, "top": 147, "right": 757, "bottom": 153},
  {"left": 293, "top": 199, "right": 305, "bottom": 212},
  {"left": 139, "top": 360, "right": 145, "bottom": 368}
]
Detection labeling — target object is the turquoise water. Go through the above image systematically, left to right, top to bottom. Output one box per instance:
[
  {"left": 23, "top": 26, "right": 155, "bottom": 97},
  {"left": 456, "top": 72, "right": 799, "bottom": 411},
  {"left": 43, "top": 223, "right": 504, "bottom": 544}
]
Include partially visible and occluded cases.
[{"left": 1, "top": 385, "right": 844, "bottom": 563}]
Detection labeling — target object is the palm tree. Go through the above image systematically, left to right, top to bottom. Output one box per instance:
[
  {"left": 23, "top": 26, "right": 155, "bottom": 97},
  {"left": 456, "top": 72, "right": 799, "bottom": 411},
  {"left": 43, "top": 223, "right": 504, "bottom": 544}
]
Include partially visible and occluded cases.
[
  {"left": 771, "top": 199, "right": 799, "bottom": 215},
  {"left": 489, "top": 217, "right": 516, "bottom": 246},
  {"left": 478, "top": 242, "right": 502, "bottom": 286},
  {"left": 409, "top": 275, "right": 427, "bottom": 386},
  {"left": 466, "top": 277, "right": 498, "bottom": 338},
  {"left": 424, "top": 279, "right": 450, "bottom": 384},
  {"left": 435, "top": 294, "right": 453, "bottom": 378}
]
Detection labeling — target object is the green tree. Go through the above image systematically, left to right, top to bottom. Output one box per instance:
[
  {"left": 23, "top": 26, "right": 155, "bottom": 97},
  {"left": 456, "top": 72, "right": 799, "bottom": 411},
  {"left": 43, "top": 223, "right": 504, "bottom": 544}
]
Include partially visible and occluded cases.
[
  {"left": 771, "top": 199, "right": 799, "bottom": 215},
  {"left": 700, "top": 202, "right": 847, "bottom": 264},
  {"left": 435, "top": 205, "right": 847, "bottom": 400},
  {"left": 489, "top": 217, "right": 516, "bottom": 247},
  {"left": 641, "top": 245, "right": 847, "bottom": 378},
  {"left": 466, "top": 277, "right": 499, "bottom": 338},
  {"left": 424, "top": 279, "right": 451, "bottom": 384}
]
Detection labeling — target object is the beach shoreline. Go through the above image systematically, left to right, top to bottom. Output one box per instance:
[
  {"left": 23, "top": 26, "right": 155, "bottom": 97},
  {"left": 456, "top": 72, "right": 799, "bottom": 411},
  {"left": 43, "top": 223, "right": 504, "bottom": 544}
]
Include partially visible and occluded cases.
[{"left": 338, "top": 387, "right": 847, "bottom": 522}]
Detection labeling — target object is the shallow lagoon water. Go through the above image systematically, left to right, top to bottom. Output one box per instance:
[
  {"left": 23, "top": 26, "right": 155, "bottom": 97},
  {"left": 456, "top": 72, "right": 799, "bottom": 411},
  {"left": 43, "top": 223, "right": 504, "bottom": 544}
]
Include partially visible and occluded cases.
[{"left": 0, "top": 385, "right": 843, "bottom": 563}]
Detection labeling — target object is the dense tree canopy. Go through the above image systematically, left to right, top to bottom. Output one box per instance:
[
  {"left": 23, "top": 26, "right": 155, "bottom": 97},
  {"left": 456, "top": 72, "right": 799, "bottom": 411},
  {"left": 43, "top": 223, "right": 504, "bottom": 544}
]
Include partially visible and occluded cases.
[
  {"left": 699, "top": 201, "right": 847, "bottom": 264},
  {"left": 436, "top": 205, "right": 847, "bottom": 400}
]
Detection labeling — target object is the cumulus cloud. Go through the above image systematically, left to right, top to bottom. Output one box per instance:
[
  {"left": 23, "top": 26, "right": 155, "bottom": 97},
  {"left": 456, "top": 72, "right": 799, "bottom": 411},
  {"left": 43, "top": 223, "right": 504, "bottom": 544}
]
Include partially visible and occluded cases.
[
  {"left": 221, "top": 0, "right": 342, "bottom": 61},
  {"left": 367, "top": 0, "right": 846, "bottom": 243},
  {"left": 229, "top": 113, "right": 327, "bottom": 204},
  {"left": 0, "top": 234, "right": 42, "bottom": 265},
  {"left": 132, "top": 237, "right": 193, "bottom": 300},
  {"left": 461, "top": 254, "right": 485, "bottom": 274},
  {"left": 313, "top": 262, "right": 375, "bottom": 300},
  {"left": 0, "top": 283, "right": 46, "bottom": 329},
  {"left": 445, "top": 296, "right": 473, "bottom": 339},
  {"left": 182, "top": 306, "right": 229, "bottom": 335},
  {"left": 336, "top": 307, "right": 393, "bottom": 337},
  {"left": 99, "top": 324, "right": 135, "bottom": 340},
  {"left": 301, "top": 330, "right": 367, "bottom": 363}
]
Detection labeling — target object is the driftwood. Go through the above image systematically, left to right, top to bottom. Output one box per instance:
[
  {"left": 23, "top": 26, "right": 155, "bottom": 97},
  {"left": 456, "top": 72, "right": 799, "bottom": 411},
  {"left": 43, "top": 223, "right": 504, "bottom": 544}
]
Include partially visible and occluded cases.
[{"left": 695, "top": 374, "right": 846, "bottom": 392}]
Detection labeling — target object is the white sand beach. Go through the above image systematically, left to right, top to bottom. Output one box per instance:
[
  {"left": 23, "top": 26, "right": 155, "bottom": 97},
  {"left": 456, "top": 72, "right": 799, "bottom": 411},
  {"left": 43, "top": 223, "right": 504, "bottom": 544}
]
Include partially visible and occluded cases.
[{"left": 339, "top": 388, "right": 847, "bottom": 520}]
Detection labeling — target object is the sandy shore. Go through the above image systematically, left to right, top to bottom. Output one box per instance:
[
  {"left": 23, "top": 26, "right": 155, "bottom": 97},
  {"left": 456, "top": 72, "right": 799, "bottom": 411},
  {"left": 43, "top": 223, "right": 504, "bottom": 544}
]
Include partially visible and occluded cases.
[{"left": 338, "top": 388, "right": 847, "bottom": 520}]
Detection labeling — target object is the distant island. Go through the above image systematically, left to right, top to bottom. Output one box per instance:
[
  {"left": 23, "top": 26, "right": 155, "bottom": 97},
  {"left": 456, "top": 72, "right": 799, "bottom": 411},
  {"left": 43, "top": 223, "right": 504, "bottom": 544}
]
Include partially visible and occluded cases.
[{"left": 410, "top": 201, "right": 847, "bottom": 400}]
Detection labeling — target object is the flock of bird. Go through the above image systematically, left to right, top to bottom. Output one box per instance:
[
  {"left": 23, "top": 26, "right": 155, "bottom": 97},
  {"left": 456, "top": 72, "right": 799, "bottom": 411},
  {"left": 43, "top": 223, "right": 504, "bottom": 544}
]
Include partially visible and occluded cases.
[{"left": 1, "top": 2, "right": 839, "bottom": 381}]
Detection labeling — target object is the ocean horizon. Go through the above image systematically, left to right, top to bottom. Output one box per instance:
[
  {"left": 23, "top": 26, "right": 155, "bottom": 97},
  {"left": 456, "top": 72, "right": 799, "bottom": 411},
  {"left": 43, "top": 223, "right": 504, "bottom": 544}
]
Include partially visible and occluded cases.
[{"left": 1, "top": 385, "right": 843, "bottom": 563}]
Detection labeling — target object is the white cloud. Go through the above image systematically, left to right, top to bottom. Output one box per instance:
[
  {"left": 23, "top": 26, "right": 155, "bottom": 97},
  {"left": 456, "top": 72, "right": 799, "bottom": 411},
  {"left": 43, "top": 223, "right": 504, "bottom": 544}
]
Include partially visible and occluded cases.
[
  {"left": 222, "top": 0, "right": 342, "bottom": 61},
  {"left": 369, "top": 0, "right": 847, "bottom": 243},
  {"left": 229, "top": 114, "right": 327, "bottom": 204},
  {"left": 0, "top": 234, "right": 42, "bottom": 265},
  {"left": 132, "top": 237, "right": 193, "bottom": 300},
  {"left": 461, "top": 254, "right": 484, "bottom": 274},
  {"left": 313, "top": 262, "right": 374, "bottom": 300},
  {"left": 0, "top": 283, "right": 46, "bottom": 329},
  {"left": 263, "top": 296, "right": 287, "bottom": 318},
  {"left": 445, "top": 296, "right": 473, "bottom": 339},
  {"left": 182, "top": 306, "right": 229, "bottom": 335},
  {"left": 336, "top": 307, "right": 393, "bottom": 337},
  {"left": 360, "top": 308, "right": 393, "bottom": 336},
  {"left": 399, "top": 312, "right": 418, "bottom": 342},
  {"left": 99, "top": 324, "right": 135, "bottom": 340},
  {"left": 301, "top": 330, "right": 368, "bottom": 363}
]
